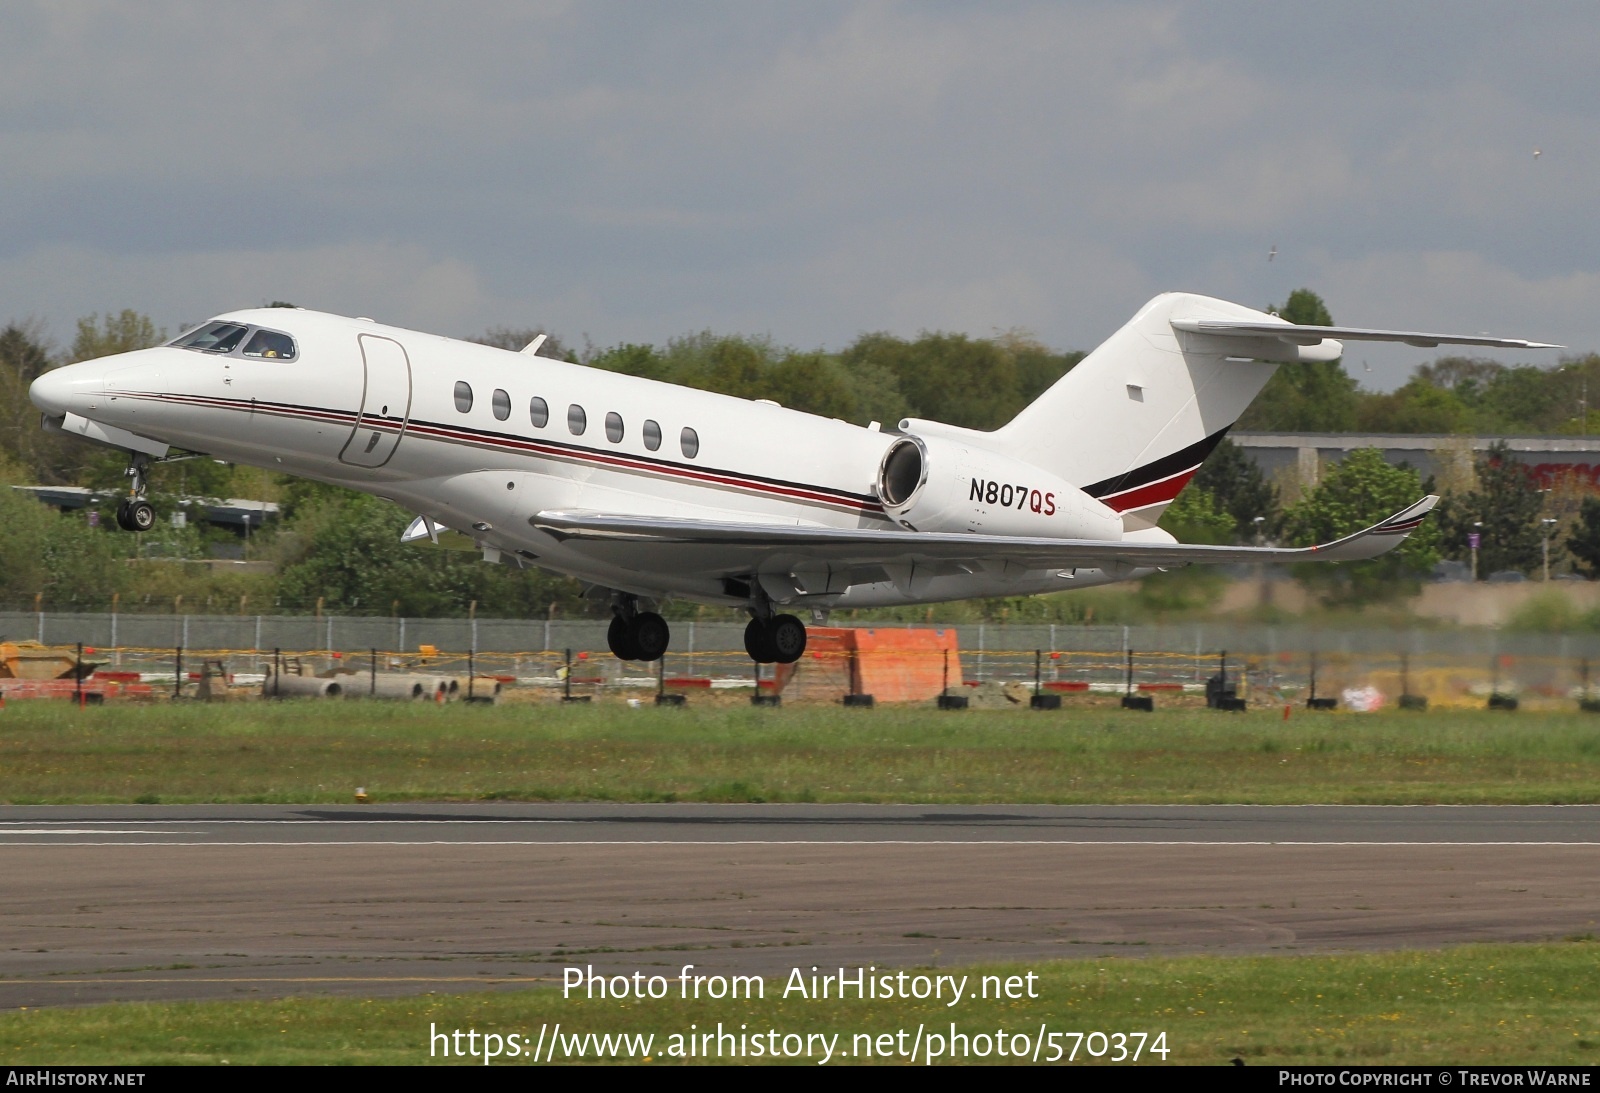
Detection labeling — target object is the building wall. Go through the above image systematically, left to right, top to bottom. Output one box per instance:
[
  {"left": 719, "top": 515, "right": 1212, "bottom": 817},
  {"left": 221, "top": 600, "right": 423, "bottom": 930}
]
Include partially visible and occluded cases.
[{"left": 1231, "top": 433, "right": 1600, "bottom": 498}]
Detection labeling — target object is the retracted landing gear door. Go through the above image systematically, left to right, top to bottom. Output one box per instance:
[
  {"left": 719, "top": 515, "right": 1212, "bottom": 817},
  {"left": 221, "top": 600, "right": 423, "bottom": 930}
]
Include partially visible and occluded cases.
[{"left": 339, "top": 334, "right": 412, "bottom": 468}]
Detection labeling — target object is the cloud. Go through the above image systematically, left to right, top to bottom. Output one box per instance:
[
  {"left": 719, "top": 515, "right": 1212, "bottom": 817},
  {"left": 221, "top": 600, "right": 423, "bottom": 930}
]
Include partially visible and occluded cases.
[
  {"left": 2, "top": 1, "right": 1598, "bottom": 387},
  {"left": 0, "top": 241, "right": 502, "bottom": 338}
]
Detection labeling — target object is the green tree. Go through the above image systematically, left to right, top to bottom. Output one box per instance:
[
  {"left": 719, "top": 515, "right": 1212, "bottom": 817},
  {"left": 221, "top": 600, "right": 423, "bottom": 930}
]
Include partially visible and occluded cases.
[
  {"left": 1237, "top": 289, "right": 1362, "bottom": 432},
  {"left": 69, "top": 310, "right": 164, "bottom": 363},
  {"left": 0, "top": 321, "right": 77, "bottom": 482},
  {"left": 999, "top": 331, "right": 1083, "bottom": 406},
  {"left": 841, "top": 332, "right": 1020, "bottom": 430},
  {"left": 591, "top": 333, "right": 909, "bottom": 426},
  {"left": 588, "top": 342, "right": 670, "bottom": 382},
  {"left": 760, "top": 351, "right": 860, "bottom": 421},
  {"left": 1353, "top": 353, "right": 1600, "bottom": 436},
  {"left": 1478, "top": 366, "right": 1566, "bottom": 433},
  {"left": 1355, "top": 379, "right": 1473, "bottom": 434},
  {"left": 1192, "top": 438, "right": 1278, "bottom": 542},
  {"left": 1434, "top": 442, "right": 1545, "bottom": 577},
  {"left": 1279, "top": 447, "right": 1439, "bottom": 603},
  {"left": 0, "top": 457, "right": 135, "bottom": 609},
  {"left": 0, "top": 466, "right": 55, "bottom": 603},
  {"left": 1158, "top": 485, "right": 1234, "bottom": 545},
  {"left": 274, "top": 491, "right": 587, "bottom": 617},
  {"left": 1567, "top": 496, "right": 1600, "bottom": 578},
  {"left": 40, "top": 507, "right": 133, "bottom": 607}
]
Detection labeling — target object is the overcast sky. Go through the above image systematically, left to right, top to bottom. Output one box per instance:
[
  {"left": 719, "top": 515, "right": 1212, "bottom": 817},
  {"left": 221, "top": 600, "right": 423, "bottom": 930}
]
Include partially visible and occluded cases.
[{"left": 2, "top": 1, "right": 1595, "bottom": 389}]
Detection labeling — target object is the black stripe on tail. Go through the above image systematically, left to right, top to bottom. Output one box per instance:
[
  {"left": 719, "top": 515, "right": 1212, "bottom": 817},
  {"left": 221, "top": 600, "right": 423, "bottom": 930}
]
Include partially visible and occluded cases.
[{"left": 1082, "top": 426, "right": 1233, "bottom": 500}]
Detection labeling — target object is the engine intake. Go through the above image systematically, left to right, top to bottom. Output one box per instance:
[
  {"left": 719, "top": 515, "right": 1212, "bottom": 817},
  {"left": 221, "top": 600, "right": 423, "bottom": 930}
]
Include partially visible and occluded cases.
[{"left": 879, "top": 436, "right": 926, "bottom": 507}]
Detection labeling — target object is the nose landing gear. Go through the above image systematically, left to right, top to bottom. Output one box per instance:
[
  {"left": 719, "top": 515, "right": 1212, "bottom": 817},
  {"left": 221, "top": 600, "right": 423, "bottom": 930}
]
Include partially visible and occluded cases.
[
  {"left": 114, "top": 454, "right": 155, "bottom": 532},
  {"left": 605, "top": 596, "right": 670, "bottom": 662}
]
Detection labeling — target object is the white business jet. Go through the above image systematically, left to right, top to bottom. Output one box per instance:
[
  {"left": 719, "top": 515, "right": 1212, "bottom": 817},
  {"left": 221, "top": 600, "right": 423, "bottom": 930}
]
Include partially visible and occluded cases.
[{"left": 28, "top": 293, "right": 1554, "bottom": 664}]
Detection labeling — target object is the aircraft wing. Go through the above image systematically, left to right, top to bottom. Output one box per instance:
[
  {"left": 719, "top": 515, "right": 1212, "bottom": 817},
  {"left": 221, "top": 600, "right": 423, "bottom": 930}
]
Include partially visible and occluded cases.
[
  {"left": 1170, "top": 319, "right": 1560, "bottom": 350},
  {"left": 532, "top": 496, "right": 1438, "bottom": 574}
]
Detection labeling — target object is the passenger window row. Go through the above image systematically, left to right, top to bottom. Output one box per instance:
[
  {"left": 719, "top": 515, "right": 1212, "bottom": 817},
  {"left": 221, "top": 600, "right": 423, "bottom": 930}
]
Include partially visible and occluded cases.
[{"left": 453, "top": 381, "right": 698, "bottom": 459}]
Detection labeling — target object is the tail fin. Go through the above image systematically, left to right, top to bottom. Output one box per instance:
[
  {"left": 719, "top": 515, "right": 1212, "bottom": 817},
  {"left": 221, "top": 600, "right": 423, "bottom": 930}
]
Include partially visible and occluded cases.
[{"left": 986, "top": 292, "right": 1331, "bottom": 530}]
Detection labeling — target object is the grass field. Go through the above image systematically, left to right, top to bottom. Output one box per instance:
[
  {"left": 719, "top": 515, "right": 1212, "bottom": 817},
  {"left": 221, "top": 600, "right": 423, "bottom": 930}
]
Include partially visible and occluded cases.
[
  {"left": 2, "top": 699, "right": 1600, "bottom": 804},
  {"left": 3, "top": 944, "right": 1597, "bottom": 1065}
]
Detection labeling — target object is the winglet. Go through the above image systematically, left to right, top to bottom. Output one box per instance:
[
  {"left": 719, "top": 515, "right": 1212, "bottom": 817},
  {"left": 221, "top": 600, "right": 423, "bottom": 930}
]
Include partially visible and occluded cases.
[{"left": 1305, "top": 495, "right": 1439, "bottom": 562}]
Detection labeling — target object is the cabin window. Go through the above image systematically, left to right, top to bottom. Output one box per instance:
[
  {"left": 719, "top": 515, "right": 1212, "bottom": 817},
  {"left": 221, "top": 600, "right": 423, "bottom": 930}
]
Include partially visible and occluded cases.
[
  {"left": 172, "top": 321, "right": 250, "bottom": 355},
  {"left": 240, "top": 329, "right": 297, "bottom": 360},
  {"left": 454, "top": 381, "right": 473, "bottom": 413},
  {"left": 492, "top": 388, "right": 511, "bottom": 421},
  {"left": 529, "top": 396, "right": 549, "bottom": 428},
  {"left": 567, "top": 403, "right": 587, "bottom": 435},
  {"left": 605, "top": 411, "right": 624, "bottom": 443},
  {"left": 642, "top": 419, "right": 662, "bottom": 451},
  {"left": 680, "top": 426, "right": 699, "bottom": 459}
]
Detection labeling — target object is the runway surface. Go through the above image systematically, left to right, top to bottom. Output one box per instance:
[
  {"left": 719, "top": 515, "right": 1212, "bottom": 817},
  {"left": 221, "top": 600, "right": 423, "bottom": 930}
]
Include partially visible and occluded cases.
[{"left": 3, "top": 804, "right": 1598, "bottom": 1007}]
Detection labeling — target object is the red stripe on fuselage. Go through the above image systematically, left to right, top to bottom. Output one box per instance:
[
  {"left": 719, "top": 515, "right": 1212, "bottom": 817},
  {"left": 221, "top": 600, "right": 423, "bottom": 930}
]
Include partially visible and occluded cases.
[{"left": 110, "top": 391, "right": 884, "bottom": 515}]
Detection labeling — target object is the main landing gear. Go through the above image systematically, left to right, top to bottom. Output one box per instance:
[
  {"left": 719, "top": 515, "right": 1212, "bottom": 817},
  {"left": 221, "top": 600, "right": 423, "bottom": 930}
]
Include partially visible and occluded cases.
[
  {"left": 114, "top": 454, "right": 156, "bottom": 532},
  {"left": 606, "top": 596, "right": 670, "bottom": 662},
  {"left": 744, "top": 614, "right": 806, "bottom": 664}
]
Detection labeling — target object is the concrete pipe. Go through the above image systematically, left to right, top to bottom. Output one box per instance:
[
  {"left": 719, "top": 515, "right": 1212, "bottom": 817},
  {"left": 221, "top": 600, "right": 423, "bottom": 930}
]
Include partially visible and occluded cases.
[
  {"left": 264, "top": 673, "right": 342, "bottom": 698},
  {"left": 344, "top": 674, "right": 429, "bottom": 700},
  {"left": 408, "top": 675, "right": 453, "bottom": 701}
]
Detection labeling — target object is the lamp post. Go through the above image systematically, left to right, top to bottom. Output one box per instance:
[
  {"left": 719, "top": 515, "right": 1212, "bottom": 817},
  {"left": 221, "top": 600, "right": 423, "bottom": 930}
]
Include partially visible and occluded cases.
[
  {"left": 1542, "top": 518, "right": 1559, "bottom": 581},
  {"left": 1470, "top": 521, "right": 1483, "bottom": 581}
]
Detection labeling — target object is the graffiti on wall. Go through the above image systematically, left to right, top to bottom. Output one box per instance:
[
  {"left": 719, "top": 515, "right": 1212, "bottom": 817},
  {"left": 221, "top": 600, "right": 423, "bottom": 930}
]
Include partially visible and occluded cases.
[{"left": 1522, "top": 462, "right": 1600, "bottom": 490}]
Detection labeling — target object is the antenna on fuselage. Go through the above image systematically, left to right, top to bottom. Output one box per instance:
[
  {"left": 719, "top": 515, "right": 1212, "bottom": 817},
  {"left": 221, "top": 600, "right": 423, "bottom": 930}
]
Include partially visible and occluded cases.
[{"left": 521, "top": 334, "right": 547, "bottom": 355}]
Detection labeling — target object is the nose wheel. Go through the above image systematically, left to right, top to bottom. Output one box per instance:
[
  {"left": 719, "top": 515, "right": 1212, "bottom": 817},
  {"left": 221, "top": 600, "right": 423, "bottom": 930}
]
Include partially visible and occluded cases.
[
  {"left": 113, "top": 454, "right": 154, "bottom": 532},
  {"left": 606, "top": 608, "right": 670, "bottom": 662},
  {"left": 744, "top": 614, "right": 806, "bottom": 664}
]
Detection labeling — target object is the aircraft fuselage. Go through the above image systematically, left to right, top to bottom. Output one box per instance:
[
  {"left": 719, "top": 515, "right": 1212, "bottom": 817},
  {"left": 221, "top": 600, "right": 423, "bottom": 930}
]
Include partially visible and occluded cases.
[{"left": 31, "top": 308, "right": 1124, "bottom": 607}]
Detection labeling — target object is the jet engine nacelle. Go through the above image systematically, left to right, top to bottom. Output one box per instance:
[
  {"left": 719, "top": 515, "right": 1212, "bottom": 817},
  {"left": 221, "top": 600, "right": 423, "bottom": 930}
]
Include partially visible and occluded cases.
[{"left": 875, "top": 434, "right": 1122, "bottom": 539}]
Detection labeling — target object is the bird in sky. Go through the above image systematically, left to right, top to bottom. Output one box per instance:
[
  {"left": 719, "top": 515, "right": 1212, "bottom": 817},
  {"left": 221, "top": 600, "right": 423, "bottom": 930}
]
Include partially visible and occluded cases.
[{"left": 1267, "top": 244, "right": 1277, "bottom": 262}]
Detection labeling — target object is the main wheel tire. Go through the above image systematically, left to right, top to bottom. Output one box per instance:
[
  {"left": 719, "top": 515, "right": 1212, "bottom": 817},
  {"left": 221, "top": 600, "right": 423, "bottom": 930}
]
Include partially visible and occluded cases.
[
  {"left": 121, "top": 499, "right": 155, "bottom": 533},
  {"left": 632, "top": 612, "right": 670, "bottom": 662},
  {"left": 768, "top": 614, "right": 807, "bottom": 664},
  {"left": 607, "top": 615, "right": 642, "bottom": 661},
  {"left": 744, "top": 617, "right": 777, "bottom": 663}
]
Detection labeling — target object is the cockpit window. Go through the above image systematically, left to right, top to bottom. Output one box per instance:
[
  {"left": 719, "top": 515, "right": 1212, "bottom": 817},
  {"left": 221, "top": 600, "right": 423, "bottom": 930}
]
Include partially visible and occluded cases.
[
  {"left": 172, "top": 322, "right": 250, "bottom": 354},
  {"left": 241, "top": 329, "right": 297, "bottom": 360}
]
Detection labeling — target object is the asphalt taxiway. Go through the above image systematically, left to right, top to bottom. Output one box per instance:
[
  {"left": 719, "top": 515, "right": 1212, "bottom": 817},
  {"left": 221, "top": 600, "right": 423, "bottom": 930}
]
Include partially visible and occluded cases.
[{"left": 3, "top": 804, "right": 1598, "bottom": 1007}]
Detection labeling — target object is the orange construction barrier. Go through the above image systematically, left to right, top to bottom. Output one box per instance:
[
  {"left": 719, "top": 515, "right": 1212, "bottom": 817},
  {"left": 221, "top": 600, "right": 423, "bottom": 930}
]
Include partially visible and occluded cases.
[{"left": 777, "top": 627, "right": 961, "bottom": 704}]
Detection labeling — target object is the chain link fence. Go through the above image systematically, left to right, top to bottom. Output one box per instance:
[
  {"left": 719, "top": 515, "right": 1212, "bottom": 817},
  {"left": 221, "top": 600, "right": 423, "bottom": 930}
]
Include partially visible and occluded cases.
[{"left": 5, "top": 611, "right": 1600, "bottom": 707}]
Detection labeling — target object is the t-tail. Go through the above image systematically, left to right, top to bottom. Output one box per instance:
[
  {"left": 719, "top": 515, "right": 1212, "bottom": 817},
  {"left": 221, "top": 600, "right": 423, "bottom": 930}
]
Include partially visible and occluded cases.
[{"left": 903, "top": 292, "right": 1558, "bottom": 532}]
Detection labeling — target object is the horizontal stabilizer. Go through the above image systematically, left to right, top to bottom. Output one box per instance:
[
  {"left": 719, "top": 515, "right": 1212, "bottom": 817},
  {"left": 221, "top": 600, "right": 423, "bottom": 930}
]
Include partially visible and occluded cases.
[
  {"left": 1172, "top": 318, "right": 1560, "bottom": 350},
  {"left": 532, "top": 496, "right": 1438, "bottom": 573}
]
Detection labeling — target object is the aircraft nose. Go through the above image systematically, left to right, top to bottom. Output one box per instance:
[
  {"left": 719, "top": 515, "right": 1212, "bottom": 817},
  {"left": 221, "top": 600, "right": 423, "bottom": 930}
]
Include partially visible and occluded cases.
[{"left": 29, "top": 364, "right": 96, "bottom": 416}]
